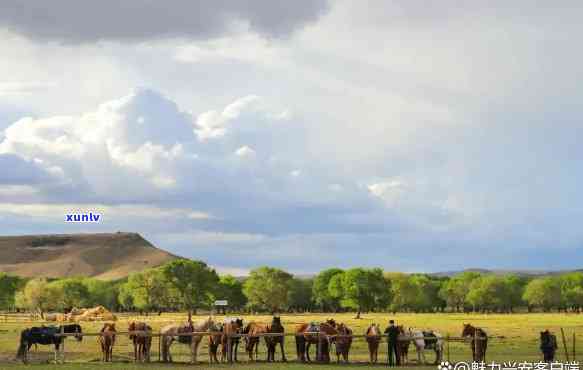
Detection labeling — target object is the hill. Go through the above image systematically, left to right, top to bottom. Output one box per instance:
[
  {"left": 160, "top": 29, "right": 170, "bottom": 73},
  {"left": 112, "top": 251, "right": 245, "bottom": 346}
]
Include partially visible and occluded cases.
[
  {"left": 0, "top": 232, "right": 179, "bottom": 280},
  {"left": 429, "top": 268, "right": 582, "bottom": 278}
]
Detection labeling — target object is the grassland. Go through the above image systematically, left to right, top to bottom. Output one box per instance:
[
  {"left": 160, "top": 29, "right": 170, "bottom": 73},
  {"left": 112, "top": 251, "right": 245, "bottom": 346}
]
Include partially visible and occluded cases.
[{"left": 1, "top": 312, "right": 582, "bottom": 369}]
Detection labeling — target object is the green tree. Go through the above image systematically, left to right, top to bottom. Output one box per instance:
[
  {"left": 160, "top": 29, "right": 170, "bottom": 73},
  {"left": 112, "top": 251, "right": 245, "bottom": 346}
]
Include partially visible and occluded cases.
[
  {"left": 161, "top": 260, "right": 220, "bottom": 311},
  {"left": 243, "top": 267, "right": 293, "bottom": 313},
  {"left": 312, "top": 268, "right": 344, "bottom": 312},
  {"left": 330, "top": 268, "right": 390, "bottom": 313},
  {"left": 122, "top": 269, "right": 174, "bottom": 311},
  {"left": 438, "top": 271, "right": 481, "bottom": 312},
  {"left": 0, "top": 273, "right": 23, "bottom": 310},
  {"left": 389, "top": 273, "right": 418, "bottom": 312},
  {"left": 560, "top": 273, "right": 583, "bottom": 311},
  {"left": 216, "top": 275, "right": 247, "bottom": 311},
  {"left": 409, "top": 275, "right": 445, "bottom": 312},
  {"left": 466, "top": 275, "right": 510, "bottom": 312},
  {"left": 523, "top": 277, "right": 562, "bottom": 311},
  {"left": 15, "top": 278, "right": 59, "bottom": 315},
  {"left": 47, "top": 278, "right": 90, "bottom": 310},
  {"left": 287, "top": 278, "right": 313, "bottom": 312},
  {"left": 83, "top": 279, "right": 119, "bottom": 310}
]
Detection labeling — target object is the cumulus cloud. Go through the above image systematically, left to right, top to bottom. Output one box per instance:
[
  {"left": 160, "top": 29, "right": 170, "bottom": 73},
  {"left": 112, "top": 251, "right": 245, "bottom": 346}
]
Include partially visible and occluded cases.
[{"left": 0, "top": 1, "right": 330, "bottom": 43}]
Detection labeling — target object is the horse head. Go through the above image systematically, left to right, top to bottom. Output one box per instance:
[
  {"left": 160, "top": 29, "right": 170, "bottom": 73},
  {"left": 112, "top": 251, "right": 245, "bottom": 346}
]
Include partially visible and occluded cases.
[
  {"left": 325, "top": 318, "right": 337, "bottom": 328},
  {"left": 461, "top": 323, "right": 474, "bottom": 338},
  {"left": 64, "top": 324, "right": 83, "bottom": 342}
]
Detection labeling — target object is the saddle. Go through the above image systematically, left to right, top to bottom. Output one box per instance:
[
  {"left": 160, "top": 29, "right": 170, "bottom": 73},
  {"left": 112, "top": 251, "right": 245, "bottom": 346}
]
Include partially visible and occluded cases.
[
  {"left": 306, "top": 322, "right": 320, "bottom": 334},
  {"left": 27, "top": 326, "right": 59, "bottom": 344},
  {"left": 423, "top": 331, "right": 437, "bottom": 349}
]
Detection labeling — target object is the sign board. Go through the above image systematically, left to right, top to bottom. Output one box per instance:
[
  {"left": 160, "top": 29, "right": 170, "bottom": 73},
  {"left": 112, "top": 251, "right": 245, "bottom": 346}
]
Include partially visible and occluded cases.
[{"left": 214, "top": 300, "right": 228, "bottom": 306}]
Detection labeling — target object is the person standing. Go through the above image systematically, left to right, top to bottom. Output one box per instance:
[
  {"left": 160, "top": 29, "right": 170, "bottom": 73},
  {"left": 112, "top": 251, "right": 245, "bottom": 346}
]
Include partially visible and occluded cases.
[{"left": 384, "top": 319, "right": 400, "bottom": 366}]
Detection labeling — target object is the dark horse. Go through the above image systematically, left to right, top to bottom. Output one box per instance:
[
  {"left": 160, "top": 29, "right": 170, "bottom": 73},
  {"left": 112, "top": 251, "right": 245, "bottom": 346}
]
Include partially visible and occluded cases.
[
  {"left": 265, "top": 316, "right": 287, "bottom": 362},
  {"left": 295, "top": 319, "right": 337, "bottom": 363},
  {"left": 128, "top": 321, "right": 152, "bottom": 362},
  {"left": 16, "top": 324, "right": 83, "bottom": 363},
  {"left": 461, "top": 324, "right": 488, "bottom": 362},
  {"left": 540, "top": 330, "right": 558, "bottom": 362}
]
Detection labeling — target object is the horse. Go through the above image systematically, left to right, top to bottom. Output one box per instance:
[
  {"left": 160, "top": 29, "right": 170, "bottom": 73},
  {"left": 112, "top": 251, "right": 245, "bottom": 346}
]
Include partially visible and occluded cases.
[
  {"left": 160, "top": 316, "right": 214, "bottom": 364},
  {"left": 265, "top": 316, "right": 287, "bottom": 362},
  {"left": 221, "top": 318, "right": 244, "bottom": 362},
  {"left": 295, "top": 320, "right": 337, "bottom": 363},
  {"left": 128, "top": 321, "right": 152, "bottom": 363},
  {"left": 208, "top": 322, "right": 223, "bottom": 364},
  {"left": 243, "top": 322, "right": 267, "bottom": 361},
  {"left": 98, "top": 323, "right": 116, "bottom": 362},
  {"left": 334, "top": 323, "right": 353, "bottom": 363},
  {"left": 365, "top": 323, "right": 381, "bottom": 364},
  {"left": 461, "top": 323, "right": 488, "bottom": 362},
  {"left": 16, "top": 324, "right": 83, "bottom": 364},
  {"left": 397, "top": 325, "right": 411, "bottom": 364},
  {"left": 401, "top": 327, "right": 444, "bottom": 365},
  {"left": 540, "top": 330, "right": 558, "bottom": 362}
]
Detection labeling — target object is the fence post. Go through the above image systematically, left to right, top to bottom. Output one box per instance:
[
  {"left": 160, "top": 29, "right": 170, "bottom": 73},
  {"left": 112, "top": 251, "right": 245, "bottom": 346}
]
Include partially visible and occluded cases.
[
  {"left": 60, "top": 326, "right": 65, "bottom": 364},
  {"left": 561, "top": 327, "right": 570, "bottom": 362},
  {"left": 473, "top": 329, "right": 477, "bottom": 362},
  {"left": 573, "top": 332, "right": 576, "bottom": 361},
  {"left": 447, "top": 333, "right": 451, "bottom": 363},
  {"left": 158, "top": 334, "right": 161, "bottom": 363}
]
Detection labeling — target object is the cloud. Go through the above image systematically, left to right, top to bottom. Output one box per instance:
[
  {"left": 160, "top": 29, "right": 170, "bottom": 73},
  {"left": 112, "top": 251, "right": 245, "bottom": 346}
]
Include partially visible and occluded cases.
[
  {"left": 0, "top": 1, "right": 330, "bottom": 43},
  {"left": 0, "top": 81, "right": 57, "bottom": 97},
  {"left": 0, "top": 153, "right": 56, "bottom": 185}
]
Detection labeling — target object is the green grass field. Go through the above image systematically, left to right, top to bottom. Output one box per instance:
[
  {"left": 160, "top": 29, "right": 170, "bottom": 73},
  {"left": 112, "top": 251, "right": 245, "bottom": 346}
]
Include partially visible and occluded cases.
[{"left": 1, "top": 312, "right": 582, "bottom": 369}]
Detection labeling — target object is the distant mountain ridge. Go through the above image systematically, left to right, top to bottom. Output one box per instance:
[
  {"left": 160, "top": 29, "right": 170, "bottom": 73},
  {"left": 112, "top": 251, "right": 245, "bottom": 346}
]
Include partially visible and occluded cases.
[
  {"left": 0, "top": 232, "right": 179, "bottom": 280},
  {"left": 429, "top": 268, "right": 583, "bottom": 278}
]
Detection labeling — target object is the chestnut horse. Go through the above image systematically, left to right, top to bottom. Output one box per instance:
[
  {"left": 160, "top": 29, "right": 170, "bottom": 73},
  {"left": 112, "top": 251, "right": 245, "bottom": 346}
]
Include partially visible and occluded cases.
[
  {"left": 160, "top": 317, "right": 214, "bottom": 364},
  {"left": 221, "top": 318, "right": 244, "bottom": 362},
  {"left": 295, "top": 320, "right": 338, "bottom": 363},
  {"left": 128, "top": 321, "right": 152, "bottom": 362},
  {"left": 243, "top": 322, "right": 267, "bottom": 361},
  {"left": 99, "top": 323, "right": 116, "bottom": 362},
  {"left": 335, "top": 323, "right": 353, "bottom": 363},
  {"left": 365, "top": 323, "right": 381, "bottom": 364},
  {"left": 461, "top": 324, "right": 488, "bottom": 362}
]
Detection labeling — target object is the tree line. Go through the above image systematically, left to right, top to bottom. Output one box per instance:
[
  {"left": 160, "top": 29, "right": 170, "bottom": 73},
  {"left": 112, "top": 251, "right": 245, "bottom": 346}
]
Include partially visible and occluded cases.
[{"left": 2, "top": 260, "right": 583, "bottom": 314}]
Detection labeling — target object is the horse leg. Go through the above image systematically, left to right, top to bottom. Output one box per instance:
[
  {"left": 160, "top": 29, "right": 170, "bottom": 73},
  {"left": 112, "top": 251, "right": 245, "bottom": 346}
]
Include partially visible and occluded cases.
[
  {"left": 280, "top": 338, "right": 287, "bottom": 362},
  {"left": 167, "top": 339, "right": 174, "bottom": 363},
  {"left": 306, "top": 341, "right": 312, "bottom": 362}
]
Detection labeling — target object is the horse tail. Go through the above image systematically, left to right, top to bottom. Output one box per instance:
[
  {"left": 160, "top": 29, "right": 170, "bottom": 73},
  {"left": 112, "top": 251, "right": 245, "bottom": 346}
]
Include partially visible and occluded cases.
[{"left": 16, "top": 330, "right": 27, "bottom": 359}]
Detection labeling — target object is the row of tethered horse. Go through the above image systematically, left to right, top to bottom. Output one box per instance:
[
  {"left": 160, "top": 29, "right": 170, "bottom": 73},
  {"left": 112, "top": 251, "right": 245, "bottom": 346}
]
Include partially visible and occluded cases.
[{"left": 16, "top": 316, "right": 533, "bottom": 365}]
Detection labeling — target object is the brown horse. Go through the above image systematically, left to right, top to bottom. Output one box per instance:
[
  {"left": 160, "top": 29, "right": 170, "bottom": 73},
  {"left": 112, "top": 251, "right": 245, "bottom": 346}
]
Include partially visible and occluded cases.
[
  {"left": 265, "top": 316, "right": 287, "bottom": 362},
  {"left": 160, "top": 317, "right": 214, "bottom": 364},
  {"left": 221, "top": 318, "right": 244, "bottom": 362},
  {"left": 295, "top": 320, "right": 338, "bottom": 363},
  {"left": 128, "top": 321, "right": 152, "bottom": 363},
  {"left": 208, "top": 322, "right": 223, "bottom": 364},
  {"left": 243, "top": 322, "right": 267, "bottom": 361},
  {"left": 98, "top": 323, "right": 116, "bottom": 362},
  {"left": 335, "top": 323, "right": 353, "bottom": 363},
  {"left": 365, "top": 323, "right": 381, "bottom": 364},
  {"left": 461, "top": 323, "right": 488, "bottom": 362},
  {"left": 397, "top": 325, "right": 411, "bottom": 364}
]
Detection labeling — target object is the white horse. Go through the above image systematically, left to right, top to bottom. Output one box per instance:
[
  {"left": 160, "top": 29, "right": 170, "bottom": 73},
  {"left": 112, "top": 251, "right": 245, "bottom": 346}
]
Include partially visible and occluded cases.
[
  {"left": 160, "top": 317, "right": 214, "bottom": 364},
  {"left": 404, "top": 328, "right": 444, "bottom": 365}
]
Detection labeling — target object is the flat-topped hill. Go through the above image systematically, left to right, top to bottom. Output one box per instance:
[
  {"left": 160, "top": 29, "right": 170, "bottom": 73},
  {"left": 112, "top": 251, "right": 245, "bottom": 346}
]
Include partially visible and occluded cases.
[{"left": 0, "top": 232, "right": 179, "bottom": 280}]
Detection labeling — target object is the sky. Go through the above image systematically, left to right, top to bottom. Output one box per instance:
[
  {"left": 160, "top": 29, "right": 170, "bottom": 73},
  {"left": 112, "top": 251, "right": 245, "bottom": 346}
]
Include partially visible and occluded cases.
[{"left": 1, "top": 1, "right": 583, "bottom": 275}]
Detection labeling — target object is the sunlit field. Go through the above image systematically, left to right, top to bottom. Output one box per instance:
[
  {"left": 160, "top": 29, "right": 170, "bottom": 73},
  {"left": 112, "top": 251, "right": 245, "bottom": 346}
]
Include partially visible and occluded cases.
[{"left": 1, "top": 312, "right": 582, "bottom": 368}]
